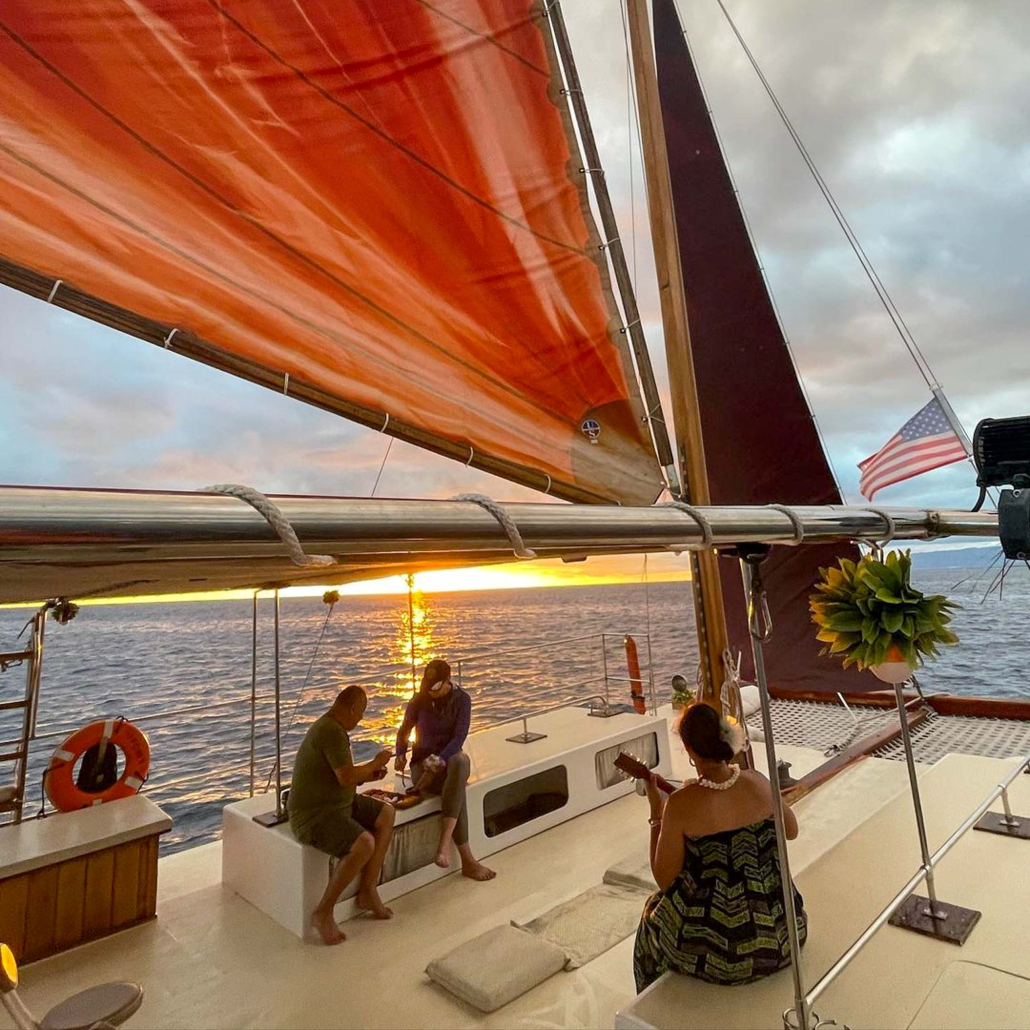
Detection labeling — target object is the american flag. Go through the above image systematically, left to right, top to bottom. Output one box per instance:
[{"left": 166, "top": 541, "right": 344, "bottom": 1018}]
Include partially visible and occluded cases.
[{"left": 858, "top": 398, "right": 968, "bottom": 500}]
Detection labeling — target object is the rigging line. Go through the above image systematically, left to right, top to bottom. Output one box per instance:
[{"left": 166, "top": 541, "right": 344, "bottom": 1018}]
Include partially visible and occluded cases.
[
  {"left": 673, "top": 0, "right": 849, "bottom": 501},
  {"left": 710, "top": 0, "right": 939, "bottom": 392},
  {"left": 201, "top": 1, "right": 584, "bottom": 256},
  {"left": 0, "top": 25, "right": 564, "bottom": 421},
  {"left": 370, "top": 437, "right": 395, "bottom": 498},
  {"left": 265, "top": 599, "right": 338, "bottom": 791}
]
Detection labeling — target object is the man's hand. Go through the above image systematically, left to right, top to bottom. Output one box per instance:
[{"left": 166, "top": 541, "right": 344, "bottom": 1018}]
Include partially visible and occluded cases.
[
  {"left": 371, "top": 749, "right": 393, "bottom": 771},
  {"left": 394, "top": 754, "right": 407, "bottom": 773},
  {"left": 370, "top": 766, "right": 388, "bottom": 782}
]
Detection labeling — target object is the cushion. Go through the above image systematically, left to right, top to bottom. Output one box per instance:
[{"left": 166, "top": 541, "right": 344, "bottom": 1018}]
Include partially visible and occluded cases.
[
  {"left": 739, "top": 684, "right": 761, "bottom": 717},
  {"left": 603, "top": 851, "right": 656, "bottom": 893},
  {"left": 514, "top": 883, "right": 648, "bottom": 969},
  {"left": 426, "top": 924, "right": 566, "bottom": 1013}
]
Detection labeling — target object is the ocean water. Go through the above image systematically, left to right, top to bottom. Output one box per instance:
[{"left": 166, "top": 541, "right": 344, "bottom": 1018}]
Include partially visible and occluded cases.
[{"left": 1, "top": 566, "right": 1026, "bottom": 853}]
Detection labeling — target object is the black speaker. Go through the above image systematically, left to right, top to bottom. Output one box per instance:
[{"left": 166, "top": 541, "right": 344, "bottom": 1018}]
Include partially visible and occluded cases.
[
  {"left": 973, "top": 416, "right": 1030, "bottom": 489},
  {"left": 998, "top": 488, "right": 1030, "bottom": 561}
]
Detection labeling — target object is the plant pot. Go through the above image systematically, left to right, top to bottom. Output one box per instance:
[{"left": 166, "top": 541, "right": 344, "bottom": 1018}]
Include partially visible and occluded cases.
[{"left": 869, "top": 645, "right": 914, "bottom": 685}]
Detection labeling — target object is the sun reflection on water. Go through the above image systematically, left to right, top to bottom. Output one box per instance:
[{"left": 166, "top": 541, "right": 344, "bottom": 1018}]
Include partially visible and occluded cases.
[{"left": 361, "top": 584, "right": 439, "bottom": 746}]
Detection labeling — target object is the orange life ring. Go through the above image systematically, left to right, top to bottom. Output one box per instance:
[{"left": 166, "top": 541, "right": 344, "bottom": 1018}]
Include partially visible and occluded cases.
[
  {"left": 625, "top": 635, "right": 646, "bottom": 714},
  {"left": 44, "top": 719, "right": 150, "bottom": 812}
]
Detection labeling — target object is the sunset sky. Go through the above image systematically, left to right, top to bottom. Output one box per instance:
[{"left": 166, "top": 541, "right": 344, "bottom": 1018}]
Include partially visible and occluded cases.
[{"left": 1, "top": 0, "right": 1025, "bottom": 600}]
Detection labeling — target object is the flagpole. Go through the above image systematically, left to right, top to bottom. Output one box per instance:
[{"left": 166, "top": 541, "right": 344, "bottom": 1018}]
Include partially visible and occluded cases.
[{"left": 931, "top": 386, "right": 973, "bottom": 457}]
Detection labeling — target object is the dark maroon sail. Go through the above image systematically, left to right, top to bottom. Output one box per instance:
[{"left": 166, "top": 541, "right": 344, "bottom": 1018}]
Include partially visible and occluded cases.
[{"left": 654, "top": 0, "right": 865, "bottom": 694}]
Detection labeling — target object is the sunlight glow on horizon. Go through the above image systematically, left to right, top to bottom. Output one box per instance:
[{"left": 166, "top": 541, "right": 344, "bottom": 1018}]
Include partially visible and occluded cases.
[{"left": 0, "top": 556, "right": 692, "bottom": 608}]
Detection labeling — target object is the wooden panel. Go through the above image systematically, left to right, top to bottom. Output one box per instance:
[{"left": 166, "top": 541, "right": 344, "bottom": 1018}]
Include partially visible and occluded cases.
[
  {"left": 137, "top": 834, "right": 159, "bottom": 919},
  {"left": 111, "top": 841, "right": 141, "bottom": 927},
  {"left": 83, "top": 849, "right": 115, "bottom": 939},
  {"left": 54, "top": 857, "right": 87, "bottom": 950},
  {"left": 23, "top": 865, "right": 59, "bottom": 961},
  {"left": 0, "top": 875, "right": 30, "bottom": 961}
]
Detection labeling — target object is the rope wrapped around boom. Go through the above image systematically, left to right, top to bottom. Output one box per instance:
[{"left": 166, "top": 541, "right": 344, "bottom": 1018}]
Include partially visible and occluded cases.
[
  {"left": 204, "top": 484, "right": 336, "bottom": 567},
  {"left": 452, "top": 493, "right": 537, "bottom": 558},
  {"left": 661, "top": 501, "right": 714, "bottom": 546}
]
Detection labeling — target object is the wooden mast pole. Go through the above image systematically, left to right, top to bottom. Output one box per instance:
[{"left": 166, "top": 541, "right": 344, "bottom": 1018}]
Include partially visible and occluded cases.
[{"left": 625, "top": 0, "right": 728, "bottom": 703}]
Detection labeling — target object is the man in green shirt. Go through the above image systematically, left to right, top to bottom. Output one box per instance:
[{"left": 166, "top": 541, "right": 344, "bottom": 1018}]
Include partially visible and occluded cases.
[{"left": 288, "top": 685, "right": 395, "bottom": 945}]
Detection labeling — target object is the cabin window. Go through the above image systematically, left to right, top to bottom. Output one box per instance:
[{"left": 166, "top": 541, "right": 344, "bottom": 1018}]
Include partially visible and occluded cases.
[
  {"left": 595, "top": 731, "right": 659, "bottom": 790},
  {"left": 483, "top": 765, "right": 569, "bottom": 838}
]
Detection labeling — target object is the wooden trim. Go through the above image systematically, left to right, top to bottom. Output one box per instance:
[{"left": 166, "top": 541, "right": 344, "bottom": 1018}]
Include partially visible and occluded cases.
[
  {"left": 625, "top": 0, "right": 729, "bottom": 697},
  {"left": 926, "top": 695, "right": 1030, "bottom": 720},
  {"left": 782, "top": 701, "right": 929, "bottom": 806}
]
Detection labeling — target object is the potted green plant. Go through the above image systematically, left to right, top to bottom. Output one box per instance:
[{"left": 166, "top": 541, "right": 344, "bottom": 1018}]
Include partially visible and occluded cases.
[{"left": 810, "top": 550, "right": 958, "bottom": 684}]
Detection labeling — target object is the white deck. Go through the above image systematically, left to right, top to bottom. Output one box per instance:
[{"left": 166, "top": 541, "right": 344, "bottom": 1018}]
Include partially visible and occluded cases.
[{"left": 6, "top": 715, "right": 1029, "bottom": 1030}]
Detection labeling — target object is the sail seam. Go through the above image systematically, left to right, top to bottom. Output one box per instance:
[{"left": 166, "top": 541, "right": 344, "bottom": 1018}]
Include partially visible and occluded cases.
[
  {"left": 414, "top": 0, "right": 549, "bottom": 77},
  {"left": 201, "top": 1, "right": 584, "bottom": 256},
  {"left": 0, "top": 23, "right": 573, "bottom": 421},
  {"left": 1, "top": 251, "right": 618, "bottom": 506}
]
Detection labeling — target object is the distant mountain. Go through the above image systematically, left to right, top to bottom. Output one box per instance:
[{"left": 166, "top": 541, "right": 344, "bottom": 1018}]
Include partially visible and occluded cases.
[{"left": 909, "top": 545, "right": 1002, "bottom": 570}]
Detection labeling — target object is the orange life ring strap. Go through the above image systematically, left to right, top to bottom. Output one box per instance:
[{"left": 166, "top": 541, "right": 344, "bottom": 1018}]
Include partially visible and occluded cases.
[{"left": 44, "top": 718, "right": 150, "bottom": 812}]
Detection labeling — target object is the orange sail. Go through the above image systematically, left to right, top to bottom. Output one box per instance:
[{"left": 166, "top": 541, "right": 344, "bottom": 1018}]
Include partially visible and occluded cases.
[{"left": 0, "top": 0, "right": 662, "bottom": 504}]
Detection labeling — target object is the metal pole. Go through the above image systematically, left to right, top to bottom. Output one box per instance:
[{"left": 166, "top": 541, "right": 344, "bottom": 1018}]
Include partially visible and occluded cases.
[
  {"left": 544, "top": 0, "right": 678, "bottom": 494},
  {"left": 932, "top": 386, "right": 973, "bottom": 456},
  {"left": 741, "top": 558, "right": 809, "bottom": 1030},
  {"left": 406, "top": 573, "right": 417, "bottom": 693},
  {"left": 273, "top": 589, "right": 283, "bottom": 819},
  {"left": 250, "top": 591, "right": 258, "bottom": 797},
  {"left": 29, "top": 610, "right": 46, "bottom": 738},
  {"left": 601, "top": 633, "right": 610, "bottom": 708},
  {"left": 893, "top": 681, "right": 942, "bottom": 915},
  {"left": 806, "top": 754, "right": 1029, "bottom": 1008},
  {"left": 1000, "top": 788, "right": 1019, "bottom": 829}
]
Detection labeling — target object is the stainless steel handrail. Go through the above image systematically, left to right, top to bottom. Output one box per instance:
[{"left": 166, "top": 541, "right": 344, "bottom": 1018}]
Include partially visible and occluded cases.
[
  {"left": 9, "top": 626, "right": 659, "bottom": 813},
  {"left": 141, "top": 692, "right": 619, "bottom": 797},
  {"left": 804, "top": 753, "right": 1030, "bottom": 1010}
]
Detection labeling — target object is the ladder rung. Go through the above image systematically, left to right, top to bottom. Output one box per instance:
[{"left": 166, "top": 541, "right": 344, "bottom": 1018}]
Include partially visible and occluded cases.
[
  {"left": 0, "top": 650, "right": 32, "bottom": 663},
  {"left": 0, "top": 699, "right": 29, "bottom": 712},
  {"left": 0, "top": 751, "right": 25, "bottom": 762}
]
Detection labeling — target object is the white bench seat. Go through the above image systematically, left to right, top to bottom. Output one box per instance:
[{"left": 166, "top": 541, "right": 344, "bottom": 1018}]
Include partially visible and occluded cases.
[{"left": 222, "top": 705, "right": 673, "bottom": 938}]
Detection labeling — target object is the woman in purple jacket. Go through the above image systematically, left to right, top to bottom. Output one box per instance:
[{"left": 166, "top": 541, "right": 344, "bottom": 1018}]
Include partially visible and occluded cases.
[{"left": 395, "top": 659, "right": 496, "bottom": 880}]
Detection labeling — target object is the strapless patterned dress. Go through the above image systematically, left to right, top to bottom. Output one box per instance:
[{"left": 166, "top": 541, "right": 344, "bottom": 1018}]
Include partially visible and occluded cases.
[{"left": 633, "top": 818, "right": 807, "bottom": 991}]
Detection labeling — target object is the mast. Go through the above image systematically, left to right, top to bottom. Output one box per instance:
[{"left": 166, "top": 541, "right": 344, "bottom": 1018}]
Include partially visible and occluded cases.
[
  {"left": 625, "top": 0, "right": 729, "bottom": 701},
  {"left": 545, "top": 2, "right": 679, "bottom": 496}
]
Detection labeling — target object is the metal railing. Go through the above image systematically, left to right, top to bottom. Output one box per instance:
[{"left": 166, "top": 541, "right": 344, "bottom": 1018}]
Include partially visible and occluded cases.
[
  {"left": 740, "top": 550, "right": 1030, "bottom": 1030},
  {"left": 4, "top": 624, "right": 663, "bottom": 838},
  {"left": 802, "top": 754, "right": 1030, "bottom": 1016}
]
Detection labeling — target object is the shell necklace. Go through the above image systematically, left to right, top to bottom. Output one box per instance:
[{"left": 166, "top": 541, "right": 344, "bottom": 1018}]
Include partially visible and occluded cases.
[{"left": 697, "top": 765, "right": 741, "bottom": 791}]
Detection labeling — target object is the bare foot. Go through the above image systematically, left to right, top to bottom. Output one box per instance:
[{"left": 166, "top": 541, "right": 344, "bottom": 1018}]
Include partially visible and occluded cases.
[
  {"left": 435, "top": 849, "right": 451, "bottom": 869},
  {"left": 461, "top": 860, "right": 496, "bottom": 882},
  {"left": 357, "top": 889, "right": 394, "bottom": 920},
  {"left": 311, "top": 909, "right": 346, "bottom": 945}
]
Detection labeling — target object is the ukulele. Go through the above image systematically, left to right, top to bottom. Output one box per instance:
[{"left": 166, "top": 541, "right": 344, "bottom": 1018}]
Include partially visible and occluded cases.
[{"left": 613, "top": 752, "right": 677, "bottom": 795}]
